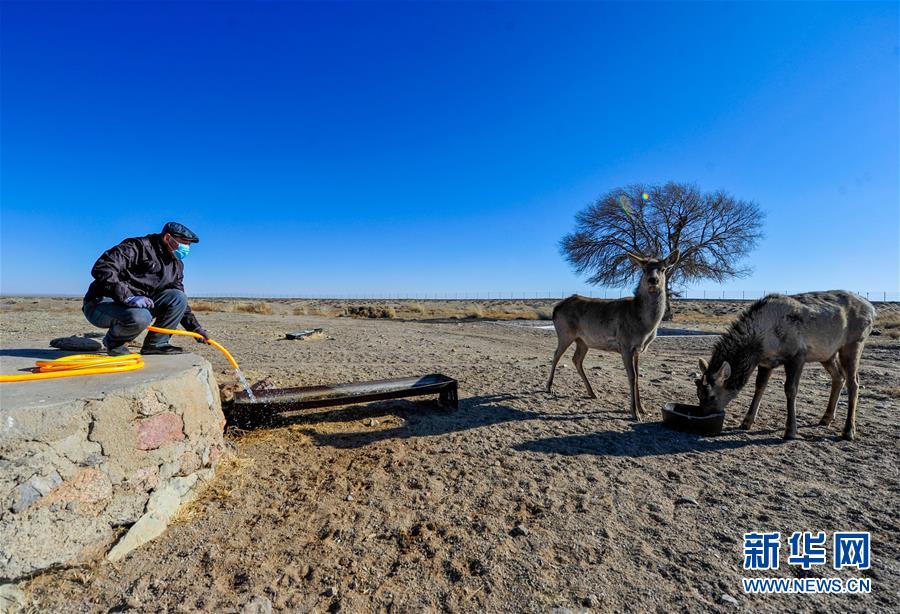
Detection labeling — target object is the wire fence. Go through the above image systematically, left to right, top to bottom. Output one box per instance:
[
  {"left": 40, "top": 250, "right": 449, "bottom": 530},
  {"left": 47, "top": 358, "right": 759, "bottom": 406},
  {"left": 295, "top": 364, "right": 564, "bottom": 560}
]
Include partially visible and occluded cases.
[
  {"left": 5, "top": 290, "right": 897, "bottom": 302},
  {"left": 187, "top": 290, "right": 900, "bottom": 302}
]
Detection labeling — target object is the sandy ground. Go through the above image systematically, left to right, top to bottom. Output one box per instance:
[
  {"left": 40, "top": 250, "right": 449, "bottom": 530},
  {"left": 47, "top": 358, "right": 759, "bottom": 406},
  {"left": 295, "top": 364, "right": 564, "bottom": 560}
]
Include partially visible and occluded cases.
[{"left": 2, "top": 298, "right": 899, "bottom": 612}]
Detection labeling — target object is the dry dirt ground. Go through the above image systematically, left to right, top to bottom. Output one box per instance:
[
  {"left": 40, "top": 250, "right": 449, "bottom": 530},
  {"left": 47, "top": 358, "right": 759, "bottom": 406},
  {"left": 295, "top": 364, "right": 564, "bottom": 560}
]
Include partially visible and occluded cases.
[{"left": 2, "top": 298, "right": 899, "bottom": 613}]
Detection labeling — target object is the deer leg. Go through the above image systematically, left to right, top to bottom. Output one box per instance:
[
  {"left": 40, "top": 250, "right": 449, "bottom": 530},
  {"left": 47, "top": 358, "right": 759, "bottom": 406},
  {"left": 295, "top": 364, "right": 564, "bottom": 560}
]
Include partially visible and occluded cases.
[
  {"left": 546, "top": 335, "right": 574, "bottom": 393},
  {"left": 572, "top": 340, "right": 596, "bottom": 399},
  {"left": 838, "top": 342, "right": 864, "bottom": 441},
  {"left": 621, "top": 349, "right": 640, "bottom": 421},
  {"left": 632, "top": 350, "right": 645, "bottom": 417},
  {"left": 782, "top": 355, "right": 805, "bottom": 440},
  {"left": 819, "top": 355, "right": 843, "bottom": 427},
  {"left": 740, "top": 366, "right": 772, "bottom": 430}
]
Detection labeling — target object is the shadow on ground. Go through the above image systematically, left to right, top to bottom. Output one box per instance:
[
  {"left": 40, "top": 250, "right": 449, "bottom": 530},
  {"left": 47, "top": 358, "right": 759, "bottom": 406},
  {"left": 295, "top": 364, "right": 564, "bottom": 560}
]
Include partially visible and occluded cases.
[
  {"left": 0, "top": 348, "right": 84, "bottom": 360},
  {"left": 229, "top": 394, "right": 616, "bottom": 447},
  {"left": 512, "top": 422, "right": 783, "bottom": 457}
]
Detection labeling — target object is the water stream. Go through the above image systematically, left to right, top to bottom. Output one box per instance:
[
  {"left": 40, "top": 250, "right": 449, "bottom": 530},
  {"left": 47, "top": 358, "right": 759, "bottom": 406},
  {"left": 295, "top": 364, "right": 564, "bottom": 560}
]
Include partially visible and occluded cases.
[{"left": 234, "top": 368, "right": 257, "bottom": 402}]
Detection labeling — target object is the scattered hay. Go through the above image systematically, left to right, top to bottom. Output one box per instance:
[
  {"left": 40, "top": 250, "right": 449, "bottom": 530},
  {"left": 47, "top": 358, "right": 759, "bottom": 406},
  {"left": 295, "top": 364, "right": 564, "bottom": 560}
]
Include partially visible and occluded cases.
[
  {"left": 190, "top": 299, "right": 228, "bottom": 312},
  {"left": 233, "top": 302, "right": 273, "bottom": 315},
  {"left": 343, "top": 305, "right": 396, "bottom": 319},
  {"left": 464, "top": 305, "right": 484, "bottom": 319},
  {"left": 875, "top": 311, "right": 900, "bottom": 340},
  {"left": 173, "top": 454, "right": 255, "bottom": 522}
]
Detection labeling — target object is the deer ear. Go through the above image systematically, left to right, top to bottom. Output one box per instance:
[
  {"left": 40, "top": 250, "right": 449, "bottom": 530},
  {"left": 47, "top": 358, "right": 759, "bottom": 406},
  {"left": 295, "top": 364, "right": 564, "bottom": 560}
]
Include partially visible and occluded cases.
[
  {"left": 664, "top": 249, "right": 681, "bottom": 270},
  {"left": 626, "top": 252, "right": 646, "bottom": 267},
  {"left": 698, "top": 358, "right": 709, "bottom": 371},
  {"left": 714, "top": 361, "right": 731, "bottom": 385}
]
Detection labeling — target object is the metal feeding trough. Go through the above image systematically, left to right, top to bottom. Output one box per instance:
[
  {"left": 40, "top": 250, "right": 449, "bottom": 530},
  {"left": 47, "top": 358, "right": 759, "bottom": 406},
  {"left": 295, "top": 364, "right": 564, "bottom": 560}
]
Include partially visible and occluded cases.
[
  {"left": 285, "top": 328, "right": 324, "bottom": 340},
  {"left": 227, "top": 373, "right": 458, "bottom": 428},
  {"left": 661, "top": 402, "right": 725, "bottom": 436}
]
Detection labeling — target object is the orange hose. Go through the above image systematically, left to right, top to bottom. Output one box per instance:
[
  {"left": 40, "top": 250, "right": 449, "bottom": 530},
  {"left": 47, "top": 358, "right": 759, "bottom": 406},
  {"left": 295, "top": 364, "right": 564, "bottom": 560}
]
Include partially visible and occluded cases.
[
  {"left": 0, "top": 326, "right": 241, "bottom": 382},
  {"left": 146, "top": 326, "right": 240, "bottom": 369},
  {"left": 0, "top": 353, "right": 145, "bottom": 382}
]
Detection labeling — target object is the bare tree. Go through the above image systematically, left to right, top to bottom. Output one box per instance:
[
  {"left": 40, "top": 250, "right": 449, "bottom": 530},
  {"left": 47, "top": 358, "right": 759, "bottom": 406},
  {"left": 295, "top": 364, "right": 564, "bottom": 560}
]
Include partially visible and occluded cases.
[{"left": 561, "top": 182, "right": 764, "bottom": 319}]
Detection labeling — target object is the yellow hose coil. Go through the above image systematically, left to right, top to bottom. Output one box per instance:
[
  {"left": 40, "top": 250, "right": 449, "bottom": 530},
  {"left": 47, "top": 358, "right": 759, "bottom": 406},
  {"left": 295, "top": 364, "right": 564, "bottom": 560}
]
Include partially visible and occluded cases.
[{"left": 0, "top": 325, "right": 240, "bottom": 382}]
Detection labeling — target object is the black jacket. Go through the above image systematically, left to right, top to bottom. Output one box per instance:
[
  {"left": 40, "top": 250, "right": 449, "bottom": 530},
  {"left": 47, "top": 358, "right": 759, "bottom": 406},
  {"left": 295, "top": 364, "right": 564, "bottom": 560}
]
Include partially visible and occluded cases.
[{"left": 84, "top": 233, "right": 202, "bottom": 332}]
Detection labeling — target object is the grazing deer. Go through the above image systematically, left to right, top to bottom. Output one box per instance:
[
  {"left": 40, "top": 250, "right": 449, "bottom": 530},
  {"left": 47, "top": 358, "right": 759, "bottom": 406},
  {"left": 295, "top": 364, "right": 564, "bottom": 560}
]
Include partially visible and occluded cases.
[
  {"left": 546, "top": 250, "right": 680, "bottom": 420},
  {"left": 695, "top": 291, "right": 875, "bottom": 440}
]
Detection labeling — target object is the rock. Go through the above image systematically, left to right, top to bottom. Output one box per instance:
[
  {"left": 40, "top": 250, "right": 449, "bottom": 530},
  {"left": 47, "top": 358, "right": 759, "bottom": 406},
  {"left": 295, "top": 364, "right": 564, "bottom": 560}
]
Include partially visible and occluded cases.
[
  {"left": 50, "top": 335, "right": 103, "bottom": 352},
  {"left": 0, "top": 353, "right": 221, "bottom": 581},
  {"left": 135, "top": 412, "right": 185, "bottom": 451},
  {"left": 367, "top": 419, "right": 378, "bottom": 427},
  {"left": 52, "top": 431, "right": 103, "bottom": 466},
  {"left": 36, "top": 468, "right": 113, "bottom": 517},
  {"left": 28, "top": 471, "right": 63, "bottom": 496},
  {"left": 106, "top": 474, "right": 202, "bottom": 562},
  {"left": 12, "top": 484, "right": 41, "bottom": 513},
  {"left": 105, "top": 493, "right": 150, "bottom": 526},
  {"left": 345, "top": 495, "right": 354, "bottom": 502},
  {"left": 676, "top": 496, "right": 699, "bottom": 506},
  {"left": 0, "top": 509, "right": 114, "bottom": 581},
  {"left": 649, "top": 512, "right": 669, "bottom": 525},
  {"left": 510, "top": 524, "right": 529, "bottom": 537},
  {"left": 0, "top": 584, "right": 26, "bottom": 614},
  {"left": 324, "top": 586, "right": 338, "bottom": 598},
  {"left": 720, "top": 593, "right": 739, "bottom": 605},
  {"left": 582, "top": 594, "right": 600, "bottom": 608},
  {"left": 241, "top": 596, "right": 273, "bottom": 614}
]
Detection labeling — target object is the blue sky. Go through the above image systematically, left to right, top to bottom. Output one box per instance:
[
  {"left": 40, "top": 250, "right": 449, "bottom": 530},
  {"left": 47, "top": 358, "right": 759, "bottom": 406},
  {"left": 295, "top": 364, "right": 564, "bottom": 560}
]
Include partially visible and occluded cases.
[{"left": 1, "top": 1, "right": 897, "bottom": 298}]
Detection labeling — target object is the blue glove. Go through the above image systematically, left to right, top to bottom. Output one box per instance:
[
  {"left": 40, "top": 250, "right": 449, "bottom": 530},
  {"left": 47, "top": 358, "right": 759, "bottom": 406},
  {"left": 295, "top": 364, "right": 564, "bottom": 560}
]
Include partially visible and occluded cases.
[
  {"left": 125, "top": 296, "right": 154, "bottom": 309},
  {"left": 194, "top": 328, "right": 211, "bottom": 344}
]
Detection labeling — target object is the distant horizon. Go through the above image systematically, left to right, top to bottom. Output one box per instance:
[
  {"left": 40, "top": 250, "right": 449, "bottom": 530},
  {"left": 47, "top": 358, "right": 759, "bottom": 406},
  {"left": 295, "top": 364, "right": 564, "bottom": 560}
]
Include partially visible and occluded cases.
[
  {"left": 2, "top": 2, "right": 898, "bottom": 296},
  {"left": 4, "top": 289, "right": 898, "bottom": 302}
]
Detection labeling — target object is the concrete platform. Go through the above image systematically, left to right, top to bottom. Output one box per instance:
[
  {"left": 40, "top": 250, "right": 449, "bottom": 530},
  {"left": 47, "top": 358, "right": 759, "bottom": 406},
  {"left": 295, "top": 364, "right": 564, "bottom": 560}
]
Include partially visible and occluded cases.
[{"left": 0, "top": 350, "right": 226, "bottom": 582}]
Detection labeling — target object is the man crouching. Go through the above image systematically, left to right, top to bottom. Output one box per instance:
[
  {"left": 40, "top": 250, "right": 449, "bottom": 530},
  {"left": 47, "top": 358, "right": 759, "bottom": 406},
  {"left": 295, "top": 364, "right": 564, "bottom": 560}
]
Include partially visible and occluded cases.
[{"left": 83, "top": 222, "right": 210, "bottom": 356}]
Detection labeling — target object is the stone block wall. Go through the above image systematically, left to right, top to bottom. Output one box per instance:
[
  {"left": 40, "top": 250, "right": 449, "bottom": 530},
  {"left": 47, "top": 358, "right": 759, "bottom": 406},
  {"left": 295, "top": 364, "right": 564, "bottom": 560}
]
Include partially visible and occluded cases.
[{"left": 0, "top": 355, "right": 225, "bottom": 582}]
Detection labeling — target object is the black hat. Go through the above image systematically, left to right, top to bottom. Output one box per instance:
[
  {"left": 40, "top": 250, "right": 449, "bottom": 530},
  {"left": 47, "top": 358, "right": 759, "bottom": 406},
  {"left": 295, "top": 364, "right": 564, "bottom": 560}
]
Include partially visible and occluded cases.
[{"left": 161, "top": 222, "right": 200, "bottom": 243}]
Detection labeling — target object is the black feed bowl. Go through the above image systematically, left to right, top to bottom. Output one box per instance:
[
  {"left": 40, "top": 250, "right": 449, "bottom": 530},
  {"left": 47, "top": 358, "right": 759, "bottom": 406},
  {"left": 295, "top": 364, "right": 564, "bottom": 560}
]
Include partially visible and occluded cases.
[{"left": 661, "top": 402, "right": 725, "bottom": 436}]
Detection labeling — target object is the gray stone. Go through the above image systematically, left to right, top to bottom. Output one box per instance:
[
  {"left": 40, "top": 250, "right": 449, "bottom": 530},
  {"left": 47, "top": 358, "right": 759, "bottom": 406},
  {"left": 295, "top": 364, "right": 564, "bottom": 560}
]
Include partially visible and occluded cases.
[
  {"left": 0, "top": 352, "right": 224, "bottom": 581},
  {"left": 52, "top": 431, "right": 103, "bottom": 467},
  {"left": 28, "top": 471, "right": 62, "bottom": 496},
  {"left": 106, "top": 473, "right": 207, "bottom": 562},
  {"left": 11, "top": 484, "right": 41, "bottom": 514},
  {"left": 104, "top": 493, "right": 149, "bottom": 526},
  {"left": 0, "top": 507, "right": 114, "bottom": 581},
  {"left": 510, "top": 523, "right": 529, "bottom": 537},
  {"left": 0, "top": 583, "right": 26, "bottom": 614},
  {"left": 720, "top": 593, "right": 739, "bottom": 605},
  {"left": 242, "top": 596, "right": 273, "bottom": 614}
]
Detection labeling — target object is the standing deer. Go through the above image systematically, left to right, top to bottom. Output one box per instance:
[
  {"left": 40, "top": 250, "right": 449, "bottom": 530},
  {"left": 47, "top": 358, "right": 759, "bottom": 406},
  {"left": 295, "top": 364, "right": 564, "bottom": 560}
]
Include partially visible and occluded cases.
[
  {"left": 546, "top": 250, "right": 680, "bottom": 420},
  {"left": 695, "top": 291, "right": 875, "bottom": 440}
]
